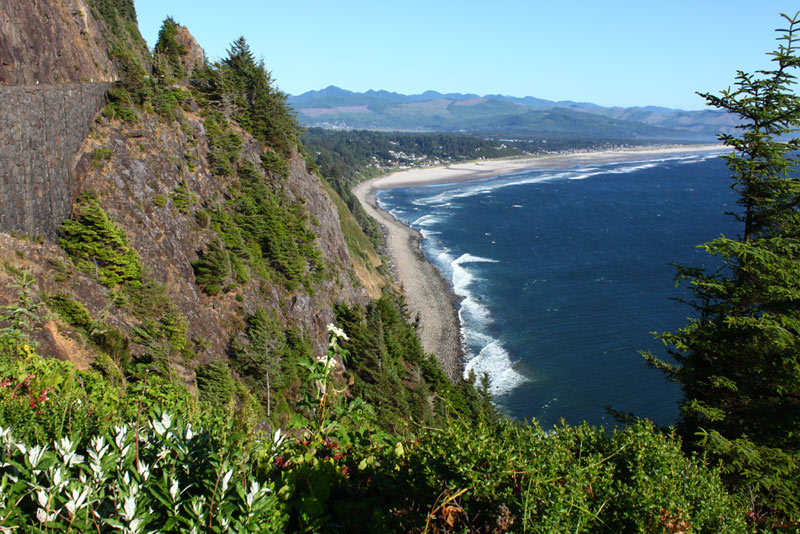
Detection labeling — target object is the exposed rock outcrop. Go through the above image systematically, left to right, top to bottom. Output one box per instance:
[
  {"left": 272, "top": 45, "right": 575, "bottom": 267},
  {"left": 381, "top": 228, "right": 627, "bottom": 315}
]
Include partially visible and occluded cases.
[{"left": 0, "top": 0, "right": 119, "bottom": 84}]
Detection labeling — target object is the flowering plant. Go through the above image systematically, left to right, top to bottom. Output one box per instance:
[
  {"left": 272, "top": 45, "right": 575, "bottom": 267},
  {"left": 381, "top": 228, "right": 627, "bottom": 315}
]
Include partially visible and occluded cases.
[{"left": 0, "top": 411, "right": 288, "bottom": 533}]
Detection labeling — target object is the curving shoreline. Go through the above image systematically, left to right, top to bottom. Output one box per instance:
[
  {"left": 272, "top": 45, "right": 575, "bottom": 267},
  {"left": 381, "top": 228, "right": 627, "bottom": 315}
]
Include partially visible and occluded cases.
[{"left": 353, "top": 144, "right": 725, "bottom": 381}]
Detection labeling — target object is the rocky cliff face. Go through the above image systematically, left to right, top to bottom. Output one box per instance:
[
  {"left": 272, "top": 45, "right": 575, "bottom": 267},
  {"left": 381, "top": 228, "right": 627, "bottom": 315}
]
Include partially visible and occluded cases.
[
  {"left": 0, "top": 0, "right": 119, "bottom": 84},
  {"left": 0, "top": 0, "right": 368, "bottom": 375},
  {"left": 71, "top": 111, "right": 367, "bottom": 360}
]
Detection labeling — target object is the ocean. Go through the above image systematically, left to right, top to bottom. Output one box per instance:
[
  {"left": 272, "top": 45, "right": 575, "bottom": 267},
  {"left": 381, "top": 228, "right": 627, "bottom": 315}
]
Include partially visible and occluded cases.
[{"left": 376, "top": 151, "right": 740, "bottom": 428}]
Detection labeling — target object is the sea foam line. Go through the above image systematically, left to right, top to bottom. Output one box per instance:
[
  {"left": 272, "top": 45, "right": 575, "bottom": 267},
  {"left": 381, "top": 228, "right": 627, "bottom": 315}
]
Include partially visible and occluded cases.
[{"left": 441, "top": 253, "right": 528, "bottom": 396}]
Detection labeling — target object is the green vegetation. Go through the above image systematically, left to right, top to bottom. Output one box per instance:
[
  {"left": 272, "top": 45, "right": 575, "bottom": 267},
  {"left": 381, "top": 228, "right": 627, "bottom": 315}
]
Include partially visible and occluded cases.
[
  {"left": 6, "top": 3, "right": 800, "bottom": 531},
  {"left": 645, "top": 12, "right": 800, "bottom": 527},
  {"left": 154, "top": 15, "right": 187, "bottom": 78},
  {"left": 192, "top": 37, "right": 298, "bottom": 156},
  {"left": 91, "top": 147, "right": 113, "bottom": 169},
  {"left": 195, "top": 159, "right": 325, "bottom": 293},
  {"left": 170, "top": 181, "right": 199, "bottom": 213},
  {"left": 59, "top": 193, "right": 141, "bottom": 288},
  {"left": 59, "top": 195, "right": 194, "bottom": 376},
  {"left": 0, "top": 319, "right": 746, "bottom": 532}
]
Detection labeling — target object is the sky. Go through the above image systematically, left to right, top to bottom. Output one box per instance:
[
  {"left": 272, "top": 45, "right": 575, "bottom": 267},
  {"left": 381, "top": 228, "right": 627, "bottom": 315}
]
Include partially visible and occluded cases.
[{"left": 132, "top": 1, "right": 799, "bottom": 110}]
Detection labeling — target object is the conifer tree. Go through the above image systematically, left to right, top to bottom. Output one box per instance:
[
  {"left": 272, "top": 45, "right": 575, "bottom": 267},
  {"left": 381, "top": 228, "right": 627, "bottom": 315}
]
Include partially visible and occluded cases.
[{"left": 645, "top": 12, "right": 800, "bottom": 523}]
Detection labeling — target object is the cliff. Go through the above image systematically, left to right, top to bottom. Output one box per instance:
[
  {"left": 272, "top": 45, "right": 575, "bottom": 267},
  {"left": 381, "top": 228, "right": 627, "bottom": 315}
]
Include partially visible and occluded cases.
[
  {"left": 0, "top": 0, "right": 368, "bottom": 388},
  {"left": 0, "top": 0, "right": 121, "bottom": 84}
]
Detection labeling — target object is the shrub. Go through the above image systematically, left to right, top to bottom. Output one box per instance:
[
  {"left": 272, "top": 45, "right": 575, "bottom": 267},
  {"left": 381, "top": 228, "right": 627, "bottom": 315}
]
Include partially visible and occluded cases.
[
  {"left": 59, "top": 194, "right": 141, "bottom": 288},
  {"left": 196, "top": 359, "right": 235, "bottom": 407},
  {"left": 0, "top": 412, "right": 288, "bottom": 532}
]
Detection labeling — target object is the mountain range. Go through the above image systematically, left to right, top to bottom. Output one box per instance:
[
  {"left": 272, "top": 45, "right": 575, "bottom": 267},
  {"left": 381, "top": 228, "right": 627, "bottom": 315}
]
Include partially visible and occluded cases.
[{"left": 289, "top": 86, "right": 738, "bottom": 140}]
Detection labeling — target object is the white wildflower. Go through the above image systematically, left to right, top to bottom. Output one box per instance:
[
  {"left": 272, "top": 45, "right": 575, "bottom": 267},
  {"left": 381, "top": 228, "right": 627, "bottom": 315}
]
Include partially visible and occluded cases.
[
  {"left": 326, "top": 323, "right": 349, "bottom": 341},
  {"left": 152, "top": 420, "right": 165, "bottom": 436},
  {"left": 185, "top": 422, "right": 194, "bottom": 441},
  {"left": 114, "top": 426, "right": 127, "bottom": 449},
  {"left": 273, "top": 428, "right": 287, "bottom": 449},
  {"left": 56, "top": 436, "right": 73, "bottom": 456},
  {"left": 15, "top": 443, "right": 27, "bottom": 456},
  {"left": 27, "top": 445, "right": 46, "bottom": 469},
  {"left": 136, "top": 461, "right": 150, "bottom": 481},
  {"left": 51, "top": 467, "right": 64, "bottom": 489},
  {"left": 220, "top": 469, "right": 233, "bottom": 493},
  {"left": 169, "top": 478, "right": 179, "bottom": 501},
  {"left": 65, "top": 487, "right": 88, "bottom": 516},
  {"left": 36, "top": 489, "right": 48, "bottom": 508},
  {"left": 121, "top": 495, "right": 136, "bottom": 521},
  {"left": 190, "top": 496, "right": 205, "bottom": 517},
  {"left": 36, "top": 508, "right": 58, "bottom": 523},
  {"left": 129, "top": 517, "right": 142, "bottom": 534}
]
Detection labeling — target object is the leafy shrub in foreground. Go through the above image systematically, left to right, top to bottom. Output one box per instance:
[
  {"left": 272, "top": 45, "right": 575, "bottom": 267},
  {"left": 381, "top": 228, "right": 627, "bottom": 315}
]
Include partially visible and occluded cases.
[{"left": 0, "top": 412, "right": 287, "bottom": 533}]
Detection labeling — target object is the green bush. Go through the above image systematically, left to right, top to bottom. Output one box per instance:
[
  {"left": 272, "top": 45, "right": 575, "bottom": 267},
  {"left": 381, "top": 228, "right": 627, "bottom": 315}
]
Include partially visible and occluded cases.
[
  {"left": 91, "top": 147, "right": 113, "bottom": 169},
  {"left": 261, "top": 150, "right": 289, "bottom": 178},
  {"left": 170, "top": 182, "right": 198, "bottom": 214},
  {"left": 59, "top": 194, "right": 141, "bottom": 288},
  {"left": 191, "top": 238, "right": 231, "bottom": 295},
  {"left": 196, "top": 359, "right": 235, "bottom": 407},
  {"left": 0, "top": 411, "right": 287, "bottom": 533}
]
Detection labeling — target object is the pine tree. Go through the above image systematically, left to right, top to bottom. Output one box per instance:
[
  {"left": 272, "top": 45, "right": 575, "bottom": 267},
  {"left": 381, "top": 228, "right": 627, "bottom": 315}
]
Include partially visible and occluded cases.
[{"left": 644, "top": 12, "right": 800, "bottom": 524}]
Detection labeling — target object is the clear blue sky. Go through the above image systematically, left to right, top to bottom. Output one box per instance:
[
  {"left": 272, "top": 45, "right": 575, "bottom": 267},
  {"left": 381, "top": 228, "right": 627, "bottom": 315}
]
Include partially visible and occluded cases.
[{"left": 132, "top": 0, "right": 798, "bottom": 110}]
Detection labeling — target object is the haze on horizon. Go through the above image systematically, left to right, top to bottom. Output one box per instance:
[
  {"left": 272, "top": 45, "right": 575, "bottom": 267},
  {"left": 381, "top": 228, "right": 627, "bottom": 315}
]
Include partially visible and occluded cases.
[{"left": 133, "top": 0, "right": 797, "bottom": 111}]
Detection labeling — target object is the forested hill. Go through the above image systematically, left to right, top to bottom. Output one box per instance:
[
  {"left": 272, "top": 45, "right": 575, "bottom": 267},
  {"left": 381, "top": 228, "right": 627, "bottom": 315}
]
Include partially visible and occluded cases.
[
  {"left": 0, "top": 0, "right": 796, "bottom": 531},
  {"left": 289, "top": 85, "right": 738, "bottom": 140}
]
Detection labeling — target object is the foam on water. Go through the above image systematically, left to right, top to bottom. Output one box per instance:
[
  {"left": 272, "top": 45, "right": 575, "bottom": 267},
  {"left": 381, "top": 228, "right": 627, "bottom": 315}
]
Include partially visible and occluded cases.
[
  {"left": 375, "top": 150, "right": 729, "bottom": 406},
  {"left": 416, "top": 153, "right": 723, "bottom": 204},
  {"left": 441, "top": 253, "right": 528, "bottom": 396}
]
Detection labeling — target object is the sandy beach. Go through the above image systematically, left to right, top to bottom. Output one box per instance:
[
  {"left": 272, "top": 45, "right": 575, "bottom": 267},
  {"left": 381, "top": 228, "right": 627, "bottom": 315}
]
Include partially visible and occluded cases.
[{"left": 353, "top": 144, "right": 725, "bottom": 379}]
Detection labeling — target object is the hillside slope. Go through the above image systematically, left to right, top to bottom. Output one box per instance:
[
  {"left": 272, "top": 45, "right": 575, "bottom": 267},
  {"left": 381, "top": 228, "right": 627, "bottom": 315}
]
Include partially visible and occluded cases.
[{"left": 289, "top": 86, "right": 738, "bottom": 139}]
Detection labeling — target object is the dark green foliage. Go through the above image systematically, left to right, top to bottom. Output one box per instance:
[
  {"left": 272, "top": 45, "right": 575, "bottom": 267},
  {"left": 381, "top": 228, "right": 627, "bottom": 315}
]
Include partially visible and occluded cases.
[
  {"left": 645, "top": 13, "right": 800, "bottom": 525},
  {"left": 154, "top": 16, "right": 188, "bottom": 79},
  {"left": 192, "top": 37, "right": 298, "bottom": 156},
  {"left": 102, "top": 87, "right": 137, "bottom": 122},
  {"left": 204, "top": 112, "right": 242, "bottom": 176},
  {"left": 91, "top": 147, "right": 113, "bottom": 169},
  {"left": 261, "top": 150, "right": 289, "bottom": 178},
  {"left": 203, "top": 159, "right": 325, "bottom": 292},
  {"left": 170, "top": 181, "right": 199, "bottom": 213},
  {"left": 59, "top": 193, "right": 141, "bottom": 288},
  {"left": 58, "top": 195, "right": 193, "bottom": 376},
  {"left": 194, "top": 208, "right": 210, "bottom": 228},
  {"left": 191, "top": 238, "right": 231, "bottom": 295},
  {"left": 47, "top": 293, "right": 93, "bottom": 331},
  {"left": 335, "top": 295, "right": 497, "bottom": 429},
  {"left": 230, "top": 308, "right": 312, "bottom": 419},
  {"left": 0, "top": 346, "right": 193, "bottom": 445},
  {"left": 196, "top": 358, "right": 235, "bottom": 406},
  {"left": 272, "top": 415, "right": 744, "bottom": 533}
]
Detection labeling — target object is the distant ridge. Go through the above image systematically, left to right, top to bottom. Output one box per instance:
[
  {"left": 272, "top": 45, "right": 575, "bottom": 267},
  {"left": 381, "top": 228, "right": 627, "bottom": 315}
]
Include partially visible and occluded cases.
[{"left": 289, "top": 86, "right": 738, "bottom": 140}]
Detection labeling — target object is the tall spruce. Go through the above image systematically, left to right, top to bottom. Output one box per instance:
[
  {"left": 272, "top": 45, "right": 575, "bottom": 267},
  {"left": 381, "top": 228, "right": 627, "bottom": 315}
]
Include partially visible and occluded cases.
[{"left": 644, "top": 12, "right": 800, "bottom": 524}]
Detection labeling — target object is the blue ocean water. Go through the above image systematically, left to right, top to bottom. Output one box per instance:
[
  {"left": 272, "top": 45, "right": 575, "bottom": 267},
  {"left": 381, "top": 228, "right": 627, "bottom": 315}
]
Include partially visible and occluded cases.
[{"left": 376, "top": 151, "right": 740, "bottom": 428}]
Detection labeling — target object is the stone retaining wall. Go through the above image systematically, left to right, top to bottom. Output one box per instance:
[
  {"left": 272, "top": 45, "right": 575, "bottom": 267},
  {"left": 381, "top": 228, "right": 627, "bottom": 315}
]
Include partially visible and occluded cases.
[{"left": 0, "top": 83, "right": 110, "bottom": 238}]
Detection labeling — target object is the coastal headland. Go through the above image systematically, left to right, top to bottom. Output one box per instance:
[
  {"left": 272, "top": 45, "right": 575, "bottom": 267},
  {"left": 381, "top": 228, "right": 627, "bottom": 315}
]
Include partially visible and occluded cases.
[{"left": 352, "top": 144, "right": 725, "bottom": 380}]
